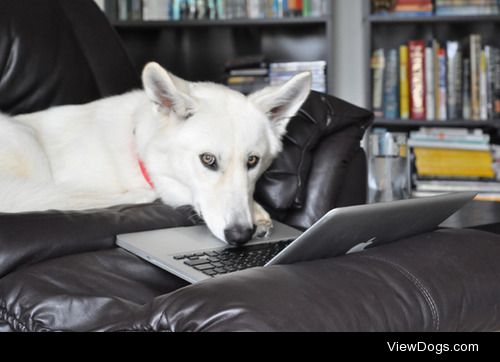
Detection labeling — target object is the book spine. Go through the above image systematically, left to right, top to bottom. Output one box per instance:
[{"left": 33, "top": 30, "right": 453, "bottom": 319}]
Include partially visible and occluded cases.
[
  {"left": 118, "top": 0, "right": 129, "bottom": 20},
  {"left": 130, "top": 0, "right": 142, "bottom": 20},
  {"left": 171, "top": 0, "right": 181, "bottom": 19},
  {"left": 215, "top": 0, "right": 225, "bottom": 19},
  {"left": 302, "top": 0, "right": 311, "bottom": 16},
  {"left": 470, "top": 34, "right": 482, "bottom": 120},
  {"left": 409, "top": 40, "right": 426, "bottom": 120},
  {"left": 433, "top": 40, "right": 441, "bottom": 120},
  {"left": 447, "top": 41, "right": 462, "bottom": 120},
  {"left": 400, "top": 45, "right": 410, "bottom": 120},
  {"left": 425, "top": 45, "right": 435, "bottom": 120},
  {"left": 485, "top": 46, "right": 493, "bottom": 119},
  {"left": 493, "top": 47, "right": 500, "bottom": 118},
  {"left": 438, "top": 48, "right": 447, "bottom": 120},
  {"left": 371, "top": 49, "right": 385, "bottom": 118},
  {"left": 383, "top": 49, "right": 399, "bottom": 119},
  {"left": 480, "top": 50, "right": 489, "bottom": 120},
  {"left": 462, "top": 58, "right": 472, "bottom": 119}
]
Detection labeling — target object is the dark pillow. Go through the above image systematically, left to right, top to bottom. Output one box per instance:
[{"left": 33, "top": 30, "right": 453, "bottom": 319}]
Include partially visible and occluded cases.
[{"left": 255, "top": 91, "right": 373, "bottom": 211}]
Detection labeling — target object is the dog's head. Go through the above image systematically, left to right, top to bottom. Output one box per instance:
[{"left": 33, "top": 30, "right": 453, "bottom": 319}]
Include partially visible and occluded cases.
[{"left": 139, "top": 62, "right": 311, "bottom": 245}]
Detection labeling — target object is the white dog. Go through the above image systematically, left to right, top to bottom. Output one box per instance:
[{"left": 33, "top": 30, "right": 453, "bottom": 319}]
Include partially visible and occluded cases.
[{"left": 0, "top": 62, "right": 311, "bottom": 245}]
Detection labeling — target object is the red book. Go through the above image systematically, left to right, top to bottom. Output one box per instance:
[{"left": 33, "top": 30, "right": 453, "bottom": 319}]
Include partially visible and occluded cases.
[{"left": 409, "top": 40, "right": 426, "bottom": 120}]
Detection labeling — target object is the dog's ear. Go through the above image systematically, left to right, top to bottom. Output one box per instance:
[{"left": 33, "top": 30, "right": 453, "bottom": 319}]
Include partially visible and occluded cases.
[
  {"left": 142, "top": 62, "right": 193, "bottom": 118},
  {"left": 248, "top": 72, "right": 311, "bottom": 137}
]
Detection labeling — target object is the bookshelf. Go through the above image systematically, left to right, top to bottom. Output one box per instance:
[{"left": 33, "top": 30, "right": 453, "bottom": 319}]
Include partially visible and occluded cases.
[
  {"left": 100, "top": 1, "right": 334, "bottom": 91},
  {"left": 366, "top": 1, "right": 500, "bottom": 201},
  {"left": 373, "top": 118, "right": 500, "bottom": 130}
]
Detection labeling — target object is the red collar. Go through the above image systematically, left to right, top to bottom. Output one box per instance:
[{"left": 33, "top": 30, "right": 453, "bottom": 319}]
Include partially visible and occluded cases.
[{"left": 138, "top": 159, "right": 154, "bottom": 188}]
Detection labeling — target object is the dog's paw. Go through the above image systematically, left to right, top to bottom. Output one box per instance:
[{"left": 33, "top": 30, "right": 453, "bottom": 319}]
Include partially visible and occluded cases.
[
  {"left": 253, "top": 201, "right": 273, "bottom": 238},
  {"left": 254, "top": 218, "right": 273, "bottom": 238}
]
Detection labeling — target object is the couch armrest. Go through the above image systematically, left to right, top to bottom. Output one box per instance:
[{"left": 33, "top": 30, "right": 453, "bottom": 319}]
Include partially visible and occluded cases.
[
  {"left": 0, "top": 202, "right": 192, "bottom": 278},
  {"left": 159, "top": 228, "right": 500, "bottom": 331}
]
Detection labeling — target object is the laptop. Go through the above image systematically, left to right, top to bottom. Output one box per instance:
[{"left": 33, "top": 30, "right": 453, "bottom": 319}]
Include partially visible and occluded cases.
[{"left": 116, "top": 192, "right": 475, "bottom": 283}]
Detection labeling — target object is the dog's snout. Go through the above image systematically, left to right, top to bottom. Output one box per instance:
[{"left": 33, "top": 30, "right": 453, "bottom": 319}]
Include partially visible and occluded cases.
[{"left": 224, "top": 225, "right": 255, "bottom": 246}]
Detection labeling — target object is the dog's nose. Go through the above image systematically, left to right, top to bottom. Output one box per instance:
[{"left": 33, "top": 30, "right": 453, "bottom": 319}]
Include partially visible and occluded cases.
[{"left": 224, "top": 225, "right": 255, "bottom": 246}]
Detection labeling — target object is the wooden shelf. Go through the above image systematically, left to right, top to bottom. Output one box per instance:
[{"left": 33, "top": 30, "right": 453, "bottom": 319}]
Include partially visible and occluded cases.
[
  {"left": 368, "top": 14, "right": 500, "bottom": 24},
  {"left": 111, "top": 17, "right": 328, "bottom": 28},
  {"left": 373, "top": 118, "right": 500, "bottom": 129}
]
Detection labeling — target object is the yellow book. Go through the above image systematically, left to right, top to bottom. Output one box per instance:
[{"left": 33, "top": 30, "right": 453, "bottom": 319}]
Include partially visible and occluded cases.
[
  {"left": 399, "top": 45, "right": 410, "bottom": 119},
  {"left": 414, "top": 148, "right": 495, "bottom": 178}
]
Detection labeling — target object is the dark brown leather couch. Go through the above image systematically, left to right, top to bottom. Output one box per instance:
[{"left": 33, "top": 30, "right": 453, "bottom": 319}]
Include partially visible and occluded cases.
[{"left": 1, "top": 0, "right": 500, "bottom": 332}]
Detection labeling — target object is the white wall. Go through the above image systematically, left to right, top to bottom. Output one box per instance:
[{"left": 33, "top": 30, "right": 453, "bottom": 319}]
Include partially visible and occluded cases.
[{"left": 330, "top": 0, "right": 368, "bottom": 108}]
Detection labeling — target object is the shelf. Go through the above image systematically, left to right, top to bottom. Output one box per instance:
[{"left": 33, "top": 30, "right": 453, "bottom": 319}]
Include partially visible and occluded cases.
[
  {"left": 368, "top": 14, "right": 500, "bottom": 24},
  {"left": 111, "top": 17, "right": 328, "bottom": 28},
  {"left": 373, "top": 118, "right": 500, "bottom": 129}
]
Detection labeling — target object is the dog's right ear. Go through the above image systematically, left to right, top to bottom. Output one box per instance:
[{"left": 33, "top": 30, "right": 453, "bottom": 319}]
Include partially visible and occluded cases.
[{"left": 142, "top": 62, "right": 193, "bottom": 118}]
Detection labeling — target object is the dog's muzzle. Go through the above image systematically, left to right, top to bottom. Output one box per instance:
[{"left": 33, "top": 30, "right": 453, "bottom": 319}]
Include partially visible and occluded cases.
[{"left": 224, "top": 225, "right": 255, "bottom": 246}]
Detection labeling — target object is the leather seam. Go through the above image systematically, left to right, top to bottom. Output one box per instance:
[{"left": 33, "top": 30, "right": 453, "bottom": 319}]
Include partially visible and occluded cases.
[{"left": 358, "top": 255, "right": 440, "bottom": 331}]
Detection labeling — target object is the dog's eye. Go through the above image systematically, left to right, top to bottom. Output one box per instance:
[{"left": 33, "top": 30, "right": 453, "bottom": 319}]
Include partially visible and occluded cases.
[
  {"left": 200, "top": 153, "right": 217, "bottom": 170},
  {"left": 247, "top": 155, "right": 260, "bottom": 169}
]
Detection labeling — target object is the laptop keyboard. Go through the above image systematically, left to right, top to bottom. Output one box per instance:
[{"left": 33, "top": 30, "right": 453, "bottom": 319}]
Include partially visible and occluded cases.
[{"left": 172, "top": 239, "right": 294, "bottom": 277}]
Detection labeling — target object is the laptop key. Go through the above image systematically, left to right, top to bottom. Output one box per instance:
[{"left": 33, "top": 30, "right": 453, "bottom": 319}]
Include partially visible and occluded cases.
[
  {"left": 184, "top": 258, "right": 211, "bottom": 266},
  {"left": 194, "top": 264, "right": 215, "bottom": 271},
  {"left": 203, "top": 269, "right": 217, "bottom": 276}
]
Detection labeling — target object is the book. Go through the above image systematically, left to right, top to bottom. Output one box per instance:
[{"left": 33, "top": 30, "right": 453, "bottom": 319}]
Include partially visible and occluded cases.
[
  {"left": 143, "top": 0, "right": 170, "bottom": 20},
  {"left": 469, "top": 34, "right": 482, "bottom": 120},
  {"left": 433, "top": 39, "right": 441, "bottom": 120},
  {"left": 409, "top": 40, "right": 426, "bottom": 120},
  {"left": 447, "top": 41, "right": 462, "bottom": 120},
  {"left": 425, "top": 44, "right": 435, "bottom": 120},
  {"left": 399, "top": 45, "right": 410, "bottom": 120},
  {"left": 488, "top": 46, "right": 500, "bottom": 119},
  {"left": 438, "top": 48, "right": 447, "bottom": 120},
  {"left": 371, "top": 49, "right": 386, "bottom": 118},
  {"left": 383, "top": 49, "right": 399, "bottom": 119},
  {"left": 480, "top": 50, "right": 488, "bottom": 120},
  {"left": 462, "top": 57, "right": 472, "bottom": 119},
  {"left": 270, "top": 61, "right": 327, "bottom": 93},
  {"left": 413, "top": 148, "right": 495, "bottom": 178},
  {"left": 415, "top": 179, "right": 500, "bottom": 193}
]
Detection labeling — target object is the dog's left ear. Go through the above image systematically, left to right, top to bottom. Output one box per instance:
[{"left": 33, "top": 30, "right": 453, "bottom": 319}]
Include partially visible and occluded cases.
[
  {"left": 142, "top": 62, "right": 194, "bottom": 118},
  {"left": 248, "top": 72, "right": 311, "bottom": 137}
]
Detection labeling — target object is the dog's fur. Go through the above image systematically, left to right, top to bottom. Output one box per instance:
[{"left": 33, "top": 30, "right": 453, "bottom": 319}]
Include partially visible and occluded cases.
[{"left": 0, "top": 63, "right": 311, "bottom": 244}]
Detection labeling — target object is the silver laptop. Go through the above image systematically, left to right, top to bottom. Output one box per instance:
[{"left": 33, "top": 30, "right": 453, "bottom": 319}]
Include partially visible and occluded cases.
[{"left": 116, "top": 192, "right": 475, "bottom": 283}]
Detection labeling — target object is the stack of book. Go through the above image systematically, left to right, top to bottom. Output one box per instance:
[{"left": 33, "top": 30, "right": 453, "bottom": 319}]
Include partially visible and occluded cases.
[
  {"left": 106, "top": 0, "right": 327, "bottom": 21},
  {"left": 371, "top": 0, "right": 433, "bottom": 16},
  {"left": 371, "top": 0, "right": 500, "bottom": 16},
  {"left": 435, "top": 0, "right": 500, "bottom": 15},
  {"left": 371, "top": 34, "right": 500, "bottom": 121},
  {"left": 224, "top": 55, "right": 269, "bottom": 94},
  {"left": 270, "top": 61, "right": 327, "bottom": 93},
  {"left": 409, "top": 128, "right": 500, "bottom": 199}
]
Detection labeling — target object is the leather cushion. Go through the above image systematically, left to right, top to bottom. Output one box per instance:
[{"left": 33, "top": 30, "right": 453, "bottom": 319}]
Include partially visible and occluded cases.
[
  {"left": 255, "top": 91, "right": 373, "bottom": 211},
  {"left": 3, "top": 228, "right": 500, "bottom": 331}
]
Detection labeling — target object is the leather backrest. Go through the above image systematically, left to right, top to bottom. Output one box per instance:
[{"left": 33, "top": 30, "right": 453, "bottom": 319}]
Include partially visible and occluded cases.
[
  {"left": 0, "top": 0, "right": 140, "bottom": 115},
  {"left": 255, "top": 92, "right": 373, "bottom": 228}
]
